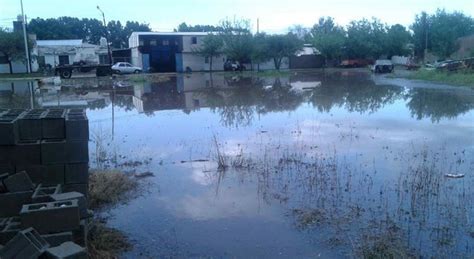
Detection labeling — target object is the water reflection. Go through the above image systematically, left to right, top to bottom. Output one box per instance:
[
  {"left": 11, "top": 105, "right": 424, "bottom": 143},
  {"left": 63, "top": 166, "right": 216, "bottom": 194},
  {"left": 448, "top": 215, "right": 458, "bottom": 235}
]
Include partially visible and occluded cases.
[{"left": 1, "top": 72, "right": 473, "bottom": 126}]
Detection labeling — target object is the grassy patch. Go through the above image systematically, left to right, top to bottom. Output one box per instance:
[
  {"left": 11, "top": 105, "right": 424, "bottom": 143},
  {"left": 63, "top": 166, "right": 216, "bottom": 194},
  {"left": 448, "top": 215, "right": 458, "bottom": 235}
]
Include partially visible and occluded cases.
[
  {"left": 406, "top": 69, "right": 474, "bottom": 87},
  {"left": 0, "top": 72, "right": 47, "bottom": 80},
  {"left": 87, "top": 169, "right": 140, "bottom": 258},
  {"left": 88, "top": 169, "right": 139, "bottom": 209},
  {"left": 88, "top": 220, "right": 132, "bottom": 259}
]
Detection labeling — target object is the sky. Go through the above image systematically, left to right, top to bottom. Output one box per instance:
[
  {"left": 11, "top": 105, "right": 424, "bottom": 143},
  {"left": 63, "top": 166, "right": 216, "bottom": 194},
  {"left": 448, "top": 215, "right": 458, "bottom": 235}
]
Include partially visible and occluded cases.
[{"left": 0, "top": 0, "right": 473, "bottom": 33}]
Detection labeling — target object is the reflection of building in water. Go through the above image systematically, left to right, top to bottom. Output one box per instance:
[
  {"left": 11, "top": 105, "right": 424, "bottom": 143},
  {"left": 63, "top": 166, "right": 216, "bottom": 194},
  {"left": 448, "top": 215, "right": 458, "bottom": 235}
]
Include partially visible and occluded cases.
[
  {"left": 131, "top": 73, "right": 300, "bottom": 113},
  {"left": 0, "top": 80, "right": 113, "bottom": 109}
]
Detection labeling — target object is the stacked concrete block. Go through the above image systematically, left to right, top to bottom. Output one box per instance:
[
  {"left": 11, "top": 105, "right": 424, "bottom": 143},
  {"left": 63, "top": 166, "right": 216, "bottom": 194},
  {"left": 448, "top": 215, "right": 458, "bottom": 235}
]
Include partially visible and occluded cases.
[
  {"left": 0, "top": 108, "right": 91, "bottom": 256},
  {"left": 42, "top": 109, "right": 66, "bottom": 139},
  {"left": 32, "top": 184, "right": 62, "bottom": 203},
  {"left": 20, "top": 200, "right": 81, "bottom": 234},
  {"left": 0, "top": 217, "right": 21, "bottom": 244},
  {"left": 0, "top": 227, "right": 49, "bottom": 259},
  {"left": 41, "top": 232, "right": 73, "bottom": 247},
  {"left": 42, "top": 241, "right": 87, "bottom": 259}
]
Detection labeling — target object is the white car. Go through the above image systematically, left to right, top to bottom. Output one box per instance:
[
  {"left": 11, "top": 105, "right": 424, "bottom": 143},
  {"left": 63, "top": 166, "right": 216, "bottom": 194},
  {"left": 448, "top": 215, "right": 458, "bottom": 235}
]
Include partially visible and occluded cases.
[
  {"left": 370, "top": 59, "right": 394, "bottom": 73},
  {"left": 112, "top": 62, "right": 142, "bottom": 74}
]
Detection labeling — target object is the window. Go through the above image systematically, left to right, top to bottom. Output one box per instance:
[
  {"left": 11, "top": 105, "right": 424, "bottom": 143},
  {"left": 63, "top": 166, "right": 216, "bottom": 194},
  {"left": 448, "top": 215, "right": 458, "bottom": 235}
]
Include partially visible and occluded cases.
[
  {"left": 191, "top": 37, "right": 197, "bottom": 44},
  {"left": 139, "top": 40, "right": 144, "bottom": 46},
  {"left": 150, "top": 40, "right": 157, "bottom": 46},
  {"left": 163, "top": 40, "right": 169, "bottom": 46},
  {"left": 58, "top": 55, "right": 69, "bottom": 65},
  {"left": 205, "top": 57, "right": 209, "bottom": 64},
  {"left": 119, "top": 63, "right": 126, "bottom": 67},
  {"left": 125, "top": 63, "right": 132, "bottom": 67}
]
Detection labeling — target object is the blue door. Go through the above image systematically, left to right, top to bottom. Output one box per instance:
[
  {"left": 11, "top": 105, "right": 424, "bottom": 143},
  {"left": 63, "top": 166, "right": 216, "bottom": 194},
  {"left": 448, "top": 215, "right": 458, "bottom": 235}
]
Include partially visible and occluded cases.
[{"left": 142, "top": 54, "right": 150, "bottom": 72}]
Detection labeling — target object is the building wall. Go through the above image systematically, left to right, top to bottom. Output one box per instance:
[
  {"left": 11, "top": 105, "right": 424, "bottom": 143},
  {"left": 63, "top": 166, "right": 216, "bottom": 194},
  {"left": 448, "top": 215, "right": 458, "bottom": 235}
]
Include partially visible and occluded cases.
[
  {"left": 182, "top": 35, "right": 205, "bottom": 52},
  {"left": 130, "top": 47, "right": 143, "bottom": 69},
  {"left": 179, "top": 53, "right": 226, "bottom": 72}
]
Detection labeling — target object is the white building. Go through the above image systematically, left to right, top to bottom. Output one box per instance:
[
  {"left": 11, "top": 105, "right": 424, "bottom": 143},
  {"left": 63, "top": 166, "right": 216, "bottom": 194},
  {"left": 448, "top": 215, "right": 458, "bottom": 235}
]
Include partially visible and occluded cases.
[
  {"left": 128, "top": 31, "right": 289, "bottom": 72},
  {"left": 37, "top": 39, "right": 109, "bottom": 68}
]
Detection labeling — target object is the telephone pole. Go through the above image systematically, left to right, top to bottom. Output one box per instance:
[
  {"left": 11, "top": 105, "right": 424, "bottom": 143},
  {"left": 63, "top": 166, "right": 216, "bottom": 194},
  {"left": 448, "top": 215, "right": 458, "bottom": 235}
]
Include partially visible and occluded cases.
[
  {"left": 20, "top": 0, "right": 31, "bottom": 73},
  {"left": 97, "top": 6, "right": 112, "bottom": 64}
]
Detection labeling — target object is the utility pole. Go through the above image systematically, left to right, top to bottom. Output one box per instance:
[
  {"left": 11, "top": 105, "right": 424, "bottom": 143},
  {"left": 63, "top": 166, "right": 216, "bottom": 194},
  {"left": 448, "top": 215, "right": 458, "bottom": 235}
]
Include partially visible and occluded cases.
[
  {"left": 20, "top": 0, "right": 31, "bottom": 73},
  {"left": 97, "top": 6, "right": 112, "bottom": 65},
  {"left": 257, "top": 18, "right": 260, "bottom": 34}
]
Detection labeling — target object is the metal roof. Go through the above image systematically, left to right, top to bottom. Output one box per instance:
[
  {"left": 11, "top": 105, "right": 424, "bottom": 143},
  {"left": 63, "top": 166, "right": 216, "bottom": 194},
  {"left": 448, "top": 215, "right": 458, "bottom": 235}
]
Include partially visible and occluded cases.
[
  {"left": 130, "top": 32, "right": 213, "bottom": 37},
  {"left": 37, "top": 39, "right": 83, "bottom": 46}
]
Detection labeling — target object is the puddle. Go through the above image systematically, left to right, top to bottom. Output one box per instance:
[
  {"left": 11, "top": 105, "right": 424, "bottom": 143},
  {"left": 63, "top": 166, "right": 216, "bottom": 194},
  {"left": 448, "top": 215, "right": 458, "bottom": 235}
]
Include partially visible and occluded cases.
[{"left": 1, "top": 70, "right": 473, "bottom": 258}]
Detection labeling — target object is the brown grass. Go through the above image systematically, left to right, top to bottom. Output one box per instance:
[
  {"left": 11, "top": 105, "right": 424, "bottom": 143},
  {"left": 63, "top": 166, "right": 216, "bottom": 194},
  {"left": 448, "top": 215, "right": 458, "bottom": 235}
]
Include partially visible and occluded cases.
[
  {"left": 87, "top": 169, "right": 140, "bottom": 258},
  {"left": 88, "top": 169, "right": 139, "bottom": 209},
  {"left": 87, "top": 220, "right": 132, "bottom": 259}
]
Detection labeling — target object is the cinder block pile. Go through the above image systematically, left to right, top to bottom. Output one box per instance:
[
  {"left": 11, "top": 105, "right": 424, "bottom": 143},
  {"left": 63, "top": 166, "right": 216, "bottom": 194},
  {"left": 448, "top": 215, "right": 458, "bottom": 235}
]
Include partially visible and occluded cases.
[{"left": 0, "top": 108, "right": 90, "bottom": 258}]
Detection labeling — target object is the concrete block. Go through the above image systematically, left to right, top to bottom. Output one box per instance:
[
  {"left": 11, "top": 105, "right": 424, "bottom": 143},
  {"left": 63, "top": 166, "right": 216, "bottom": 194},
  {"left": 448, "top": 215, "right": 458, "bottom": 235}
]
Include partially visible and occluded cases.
[
  {"left": 3, "top": 109, "right": 26, "bottom": 117},
  {"left": 67, "top": 109, "right": 85, "bottom": 115},
  {"left": 42, "top": 110, "right": 66, "bottom": 139},
  {"left": 18, "top": 111, "right": 45, "bottom": 141},
  {"left": 65, "top": 114, "right": 89, "bottom": 141},
  {"left": 0, "top": 118, "right": 19, "bottom": 145},
  {"left": 41, "top": 139, "right": 66, "bottom": 164},
  {"left": 13, "top": 140, "right": 42, "bottom": 165},
  {"left": 65, "top": 141, "right": 89, "bottom": 163},
  {"left": 0, "top": 146, "right": 15, "bottom": 164},
  {"left": 65, "top": 163, "right": 88, "bottom": 184},
  {"left": 0, "top": 164, "right": 14, "bottom": 175},
  {"left": 15, "top": 165, "right": 43, "bottom": 184},
  {"left": 16, "top": 165, "right": 65, "bottom": 185},
  {"left": 41, "top": 165, "right": 65, "bottom": 185},
  {"left": 3, "top": 172, "right": 35, "bottom": 192},
  {"left": 0, "top": 173, "right": 9, "bottom": 193},
  {"left": 32, "top": 184, "right": 62, "bottom": 203},
  {"left": 63, "top": 184, "right": 88, "bottom": 197},
  {"left": 0, "top": 191, "right": 34, "bottom": 217},
  {"left": 50, "top": 192, "right": 87, "bottom": 219},
  {"left": 20, "top": 200, "right": 80, "bottom": 234},
  {"left": 72, "top": 219, "right": 88, "bottom": 247},
  {"left": 0, "top": 221, "right": 22, "bottom": 245},
  {"left": 0, "top": 227, "right": 49, "bottom": 259},
  {"left": 41, "top": 232, "right": 73, "bottom": 247},
  {"left": 43, "top": 241, "right": 87, "bottom": 259}
]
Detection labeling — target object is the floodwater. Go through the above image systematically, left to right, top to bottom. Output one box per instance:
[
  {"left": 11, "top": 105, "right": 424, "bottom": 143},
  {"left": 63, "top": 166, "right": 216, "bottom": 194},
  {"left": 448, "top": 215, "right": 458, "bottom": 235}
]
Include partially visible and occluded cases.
[{"left": 1, "top": 70, "right": 473, "bottom": 258}]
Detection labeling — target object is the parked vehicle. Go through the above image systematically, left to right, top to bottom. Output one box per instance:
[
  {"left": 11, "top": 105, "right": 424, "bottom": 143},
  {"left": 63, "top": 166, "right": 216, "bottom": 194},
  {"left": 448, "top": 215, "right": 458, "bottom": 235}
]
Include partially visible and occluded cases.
[
  {"left": 340, "top": 59, "right": 373, "bottom": 68},
  {"left": 371, "top": 59, "right": 394, "bottom": 73},
  {"left": 224, "top": 60, "right": 245, "bottom": 71},
  {"left": 112, "top": 62, "right": 142, "bottom": 74},
  {"left": 55, "top": 64, "right": 112, "bottom": 79}
]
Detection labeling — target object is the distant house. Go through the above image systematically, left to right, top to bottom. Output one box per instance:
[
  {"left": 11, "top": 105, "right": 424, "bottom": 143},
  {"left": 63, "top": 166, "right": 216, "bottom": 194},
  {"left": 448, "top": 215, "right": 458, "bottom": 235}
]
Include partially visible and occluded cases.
[
  {"left": 36, "top": 39, "right": 109, "bottom": 68},
  {"left": 289, "top": 44, "right": 324, "bottom": 69}
]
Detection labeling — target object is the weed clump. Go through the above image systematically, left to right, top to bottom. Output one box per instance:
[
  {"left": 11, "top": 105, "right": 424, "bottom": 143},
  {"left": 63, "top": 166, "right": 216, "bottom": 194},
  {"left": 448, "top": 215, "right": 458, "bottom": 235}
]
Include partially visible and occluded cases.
[
  {"left": 88, "top": 169, "right": 139, "bottom": 209},
  {"left": 88, "top": 220, "right": 132, "bottom": 259}
]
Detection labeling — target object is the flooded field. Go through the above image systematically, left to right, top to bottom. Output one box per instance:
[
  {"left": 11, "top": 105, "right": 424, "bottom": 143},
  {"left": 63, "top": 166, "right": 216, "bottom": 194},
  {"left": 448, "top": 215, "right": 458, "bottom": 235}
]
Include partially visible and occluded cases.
[{"left": 1, "top": 70, "right": 473, "bottom": 258}]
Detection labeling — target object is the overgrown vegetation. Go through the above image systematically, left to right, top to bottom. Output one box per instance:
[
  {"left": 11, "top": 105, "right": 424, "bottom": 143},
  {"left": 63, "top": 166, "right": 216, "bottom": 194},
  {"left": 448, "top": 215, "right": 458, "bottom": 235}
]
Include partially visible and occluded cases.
[
  {"left": 406, "top": 69, "right": 474, "bottom": 87},
  {"left": 87, "top": 169, "right": 140, "bottom": 258},
  {"left": 88, "top": 169, "right": 139, "bottom": 209}
]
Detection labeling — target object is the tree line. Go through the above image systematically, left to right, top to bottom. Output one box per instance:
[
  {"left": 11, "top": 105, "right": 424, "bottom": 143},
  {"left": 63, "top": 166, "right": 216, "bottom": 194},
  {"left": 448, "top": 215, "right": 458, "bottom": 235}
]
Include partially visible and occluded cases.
[
  {"left": 188, "top": 9, "right": 474, "bottom": 69},
  {"left": 27, "top": 17, "right": 151, "bottom": 48}
]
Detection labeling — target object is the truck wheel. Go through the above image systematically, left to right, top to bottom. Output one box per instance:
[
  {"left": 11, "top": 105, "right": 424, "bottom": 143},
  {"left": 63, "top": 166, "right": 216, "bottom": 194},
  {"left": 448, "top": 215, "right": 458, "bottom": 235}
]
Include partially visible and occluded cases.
[
  {"left": 60, "top": 69, "right": 72, "bottom": 79},
  {"left": 134, "top": 70, "right": 141, "bottom": 74}
]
